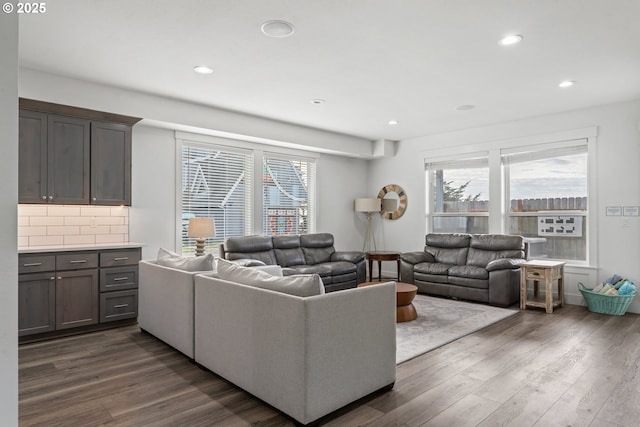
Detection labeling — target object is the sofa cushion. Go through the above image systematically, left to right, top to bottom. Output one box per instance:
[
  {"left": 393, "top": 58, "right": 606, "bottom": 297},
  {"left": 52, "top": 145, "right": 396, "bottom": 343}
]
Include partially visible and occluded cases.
[
  {"left": 300, "top": 233, "right": 335, "bottom": 264},
  {"left": 467, "top": 234, "right": 524, "bottom": 267},
  {"left": 223, "top": 235, "right": 277, "bottom": 265},
  {"left": 273, "top": 235, "right": 306, "bottom": 267},
  {"left": 157, "top": 248, "right": 214, "bottom": 272},
  {"left": 217, "top": 259, "right": 324, "bottom": 297},
  {"left": 414, "top": 262, "right": 453, "bottom": 276},
  {"left": 285, "top": 264, "right": 332, "bottom": 277},
  {"left": 448, "top": 265, "right": 489, "bottom": 280}
]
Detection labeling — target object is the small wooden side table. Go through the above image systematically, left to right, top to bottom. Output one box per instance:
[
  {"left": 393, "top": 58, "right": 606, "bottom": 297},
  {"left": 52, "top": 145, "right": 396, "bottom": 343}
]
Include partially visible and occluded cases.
[
  {"left": 365, "top": 251, "right": 400, "bottom": 282},
  {"left": 520, "top": 260, "right": 566, "bottom": 313}
]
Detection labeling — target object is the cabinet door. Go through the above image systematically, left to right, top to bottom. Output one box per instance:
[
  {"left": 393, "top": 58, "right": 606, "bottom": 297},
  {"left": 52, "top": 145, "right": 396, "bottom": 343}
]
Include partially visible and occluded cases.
[
  {"left": 19, "top": 110, "right": 48, "bottom": 203},
  {"left": 48, "top": 115, "right": 90, "bottom": 204},
  {"left": 91, "top": 122, "right": 131, "bottom": 205},
  {"left": 56, "top": 269, "right": 99, "bottom": 330},
  {"left": 19, "top": 273, "right": 56, "bottom": 336}
]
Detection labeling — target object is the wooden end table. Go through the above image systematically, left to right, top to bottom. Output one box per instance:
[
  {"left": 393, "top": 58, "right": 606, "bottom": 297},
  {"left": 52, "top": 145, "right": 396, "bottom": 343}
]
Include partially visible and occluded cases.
[
  {"left": 365, "top": 251, "right": 400, "bottom": 282},
  {"left": 520, "top": 260, "right": 565, "bottom": 313},
  {"left": 358, "top": 281, "right": 418, "bottom": 322}
]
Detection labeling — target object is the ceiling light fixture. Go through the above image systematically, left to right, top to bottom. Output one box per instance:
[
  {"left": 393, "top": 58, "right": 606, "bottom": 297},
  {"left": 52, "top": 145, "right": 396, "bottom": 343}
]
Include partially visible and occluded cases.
[
  {"left": 261, "top": 20, "right": 295, "bottom": 38},
  {"left": 499, "top": 34, "right": 523, "bottom": 46},
  {"left": 193, "top": 65, "right": 213, "bottom": 74},
  {"left": 559, "top": 80, "right": 575, "bottom": 88},
  {"left": 311, "top": 99, "right": 325, "bottom": 105},
  {"left": 456, "top": 104, "right": 475, "bottom": 111},
  {"left": 388, "top": 120, "right": 399, "bottom": 125}
]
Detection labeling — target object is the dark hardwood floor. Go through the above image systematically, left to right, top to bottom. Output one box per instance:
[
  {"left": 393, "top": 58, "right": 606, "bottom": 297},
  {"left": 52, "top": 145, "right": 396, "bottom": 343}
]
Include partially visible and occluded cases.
[{"left": 19, "top": 304, "right": 640, "bottom": 426}]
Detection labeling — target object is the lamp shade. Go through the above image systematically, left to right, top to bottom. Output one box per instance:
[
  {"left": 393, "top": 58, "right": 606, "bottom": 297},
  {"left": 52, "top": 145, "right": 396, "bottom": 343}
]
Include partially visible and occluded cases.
[
  {"left": 382, "top": 197, "right": 398, "bottom": 212},
  {"left": 354, "top": 198, "right": 381, "bottom": 212},
  {"left": 187, "top": 217, "right": 216, "bottom": 238}
]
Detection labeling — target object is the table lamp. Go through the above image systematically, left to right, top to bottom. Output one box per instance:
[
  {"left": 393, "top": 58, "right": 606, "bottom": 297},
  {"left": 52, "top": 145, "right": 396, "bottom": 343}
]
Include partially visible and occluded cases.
[
  {"left": 354, "top": 198, "right": 381, "bottom": 252},
  {"left": 187, "top": 217, "right": 216, "bottom": 256}
]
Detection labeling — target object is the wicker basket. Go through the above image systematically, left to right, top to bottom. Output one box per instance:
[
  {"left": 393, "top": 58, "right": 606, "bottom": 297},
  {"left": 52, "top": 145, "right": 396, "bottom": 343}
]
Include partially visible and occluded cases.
[{"left": 578, "top": 283, "right": 636, "bottom": 315}]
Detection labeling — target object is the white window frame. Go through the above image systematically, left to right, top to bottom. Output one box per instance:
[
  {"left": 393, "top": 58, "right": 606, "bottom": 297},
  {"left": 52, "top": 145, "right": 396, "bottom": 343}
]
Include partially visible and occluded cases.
[
  {"left": 421, "top": 127, "right": 597, "bottom": 266},
  {"left": 175, "top": 131, "right": 319, "bottom": 253},
  {"left": 502, "top": 140, "right": 589, "bottom": 263},
  {"left": 262, "top": 151, "right": 316, "bottom": 236},
  {"left": 425, "top": 152, "right": 490, "bottom": 234}
]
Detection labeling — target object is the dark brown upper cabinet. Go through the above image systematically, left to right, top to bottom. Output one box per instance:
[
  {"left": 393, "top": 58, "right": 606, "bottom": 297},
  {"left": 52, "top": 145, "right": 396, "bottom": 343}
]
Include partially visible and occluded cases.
[
  {"left": 18, "top": 99, "right": 141, "bottom": 206},
  {"left": 19, "top": 110, "right": 48, "bottom": 203},
  {"left": 49, "top": 115, "right": 91, "bottom": 204},
  {"left": 91, "top": 122, "right": 132, "bottom": 205}
]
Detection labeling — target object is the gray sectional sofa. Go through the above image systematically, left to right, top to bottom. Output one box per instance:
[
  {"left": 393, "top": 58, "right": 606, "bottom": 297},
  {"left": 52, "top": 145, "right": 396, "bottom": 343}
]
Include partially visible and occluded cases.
[
  {"left": 220, "top": 233, "right": 366, "bottom": 292},
  {"left": 400, "top": 233, "right": 525, "bottom": 306},
  {"left": 139, "top": 258, "right": 396, "bottom": 425}
]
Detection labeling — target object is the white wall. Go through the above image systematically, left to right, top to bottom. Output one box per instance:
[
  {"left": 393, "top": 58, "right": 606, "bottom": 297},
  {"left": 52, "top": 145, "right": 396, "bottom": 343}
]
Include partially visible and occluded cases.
[
  {"left": 0, "top": 10, "right": 19, "bottom": 425},
  {"left": 19, "top": 69, "right": 373, "bottom": 159},
  {"left": 369, "top": 99, "right": 640, "bottom": 312}
]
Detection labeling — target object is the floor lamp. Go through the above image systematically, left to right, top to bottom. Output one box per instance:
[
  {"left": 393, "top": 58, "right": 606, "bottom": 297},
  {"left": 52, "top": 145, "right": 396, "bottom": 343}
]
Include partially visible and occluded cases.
[{"left": 354, "top": 198, "right": 381, "bottom": 252}]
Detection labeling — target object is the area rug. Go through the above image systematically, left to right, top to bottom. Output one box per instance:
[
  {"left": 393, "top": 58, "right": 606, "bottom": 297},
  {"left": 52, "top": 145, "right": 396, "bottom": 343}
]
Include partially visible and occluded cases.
[{"left": 396, "top": 294, "right": 518, "bottom": 364}]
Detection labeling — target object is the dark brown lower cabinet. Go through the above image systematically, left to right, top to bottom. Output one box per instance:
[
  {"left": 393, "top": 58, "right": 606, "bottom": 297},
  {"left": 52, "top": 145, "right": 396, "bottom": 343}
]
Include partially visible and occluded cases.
[
  {"left": 18, "top": 247, "right": 140, "bottom": 341},
  {"left": 55, "top": 269, "right": 99, "bottom": 330},
  {"left": 18, "top": 273, "right": 55, "bottom": 336}
]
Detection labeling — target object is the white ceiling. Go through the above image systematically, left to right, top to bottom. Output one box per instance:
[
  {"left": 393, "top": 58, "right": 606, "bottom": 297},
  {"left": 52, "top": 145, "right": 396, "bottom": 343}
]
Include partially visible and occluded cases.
[{"left": 18, "top": 0, "right": 640, "bottom": 141}]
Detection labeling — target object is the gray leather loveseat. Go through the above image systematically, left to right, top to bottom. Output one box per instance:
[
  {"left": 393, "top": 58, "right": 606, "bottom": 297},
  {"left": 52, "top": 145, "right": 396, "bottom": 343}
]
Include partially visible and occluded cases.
[
  {"left": 220, "top": 233, "right": 366, "bottom": 292},
  {"left": 400, "top": 233, "right": 525, "bottom": 306}
]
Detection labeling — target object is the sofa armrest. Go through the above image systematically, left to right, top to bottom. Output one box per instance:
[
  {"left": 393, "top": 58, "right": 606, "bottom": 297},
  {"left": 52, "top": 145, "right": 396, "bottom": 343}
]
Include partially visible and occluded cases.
[
  {"left": 331, "top": 251, "right": 365, "bottom": 264},
  {"left": 400, "top": 251, "right": 435, "bottom": 264},
  {"left": 228, "top": 258, "right": 267, "bottom": 267},
  {"left": 486, "top": 258, "right": 525, "bottom": 272},
  {"left": 139, "top": 260, "right": 198, "bottom": 358}
]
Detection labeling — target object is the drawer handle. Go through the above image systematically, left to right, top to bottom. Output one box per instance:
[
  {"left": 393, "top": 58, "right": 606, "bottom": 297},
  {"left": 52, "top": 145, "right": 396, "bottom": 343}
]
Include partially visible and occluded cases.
[
  {"left": 113, "top": 257, "right": 129, "bottom": 261},
  {"left": 69, "top": 260, "right": 87, "bottom": 264},
  {"left": 23, "top": 262, "right": 43, "bottom": 267},
  {"left": 531, "top": 272, "right": 540, "bottom": 276},
  {"left": 113, "top": 277, "right": 129, "bottom": 281},
  {"left": 113, "top": 304, "right": 129, "bottom": 309}
]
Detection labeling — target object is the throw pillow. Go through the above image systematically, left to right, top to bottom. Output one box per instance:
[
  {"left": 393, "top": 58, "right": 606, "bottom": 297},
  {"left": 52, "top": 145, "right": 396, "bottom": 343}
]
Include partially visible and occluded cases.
[
  {"left": 156, "top": 247, "right": 214, "bottom": 272},
  {"left": 217, "top": 258, "right": 324, "bottom": 297}
]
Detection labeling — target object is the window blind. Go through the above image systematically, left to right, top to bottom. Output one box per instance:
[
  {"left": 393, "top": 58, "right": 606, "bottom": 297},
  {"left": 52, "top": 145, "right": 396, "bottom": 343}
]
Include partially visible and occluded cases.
[
  {"left": 181, "top": 142, "right": 253, "bottom": 253},
  {"left": 262, "top": 152, "right": 315, "bottom": 235}
]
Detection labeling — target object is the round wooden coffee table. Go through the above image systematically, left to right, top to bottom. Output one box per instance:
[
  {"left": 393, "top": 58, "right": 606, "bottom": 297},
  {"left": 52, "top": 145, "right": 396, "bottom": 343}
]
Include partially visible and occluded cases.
[{"left": 358, "top": 281, "right": 418, "bottom": 322}]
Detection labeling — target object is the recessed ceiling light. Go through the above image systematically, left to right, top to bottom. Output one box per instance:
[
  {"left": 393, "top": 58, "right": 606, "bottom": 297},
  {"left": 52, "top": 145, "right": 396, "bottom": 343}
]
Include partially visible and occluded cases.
[
  {"left": 261, "top": 20, "right": 295, "bottom": 38},
  {"left": 499, "top": 34, "right": 523, "bottom": 46},
  {"left": 193, "top": 65, "right": 213, "bottom": 74},
  {"left": 559, "top": 80, "right": 575, "bottom": 88},
  {"left": 311, "top": 99, "right": 325, "bottom": 105},
  {"left": 456, "top": 104, "right": 475, "bottom": 111},
  {"left": 388, "top": 120, "right": 399, "bottom": 126}
]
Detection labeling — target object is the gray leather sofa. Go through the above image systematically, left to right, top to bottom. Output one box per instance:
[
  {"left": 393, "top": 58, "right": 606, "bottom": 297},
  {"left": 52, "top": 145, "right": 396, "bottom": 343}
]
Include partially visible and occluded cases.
[
  {"left": 220, "top": 233, "right": 366, "bottom": 292},
  {"left": 400, "top": 233, "right": 525, "bottom": 306}
]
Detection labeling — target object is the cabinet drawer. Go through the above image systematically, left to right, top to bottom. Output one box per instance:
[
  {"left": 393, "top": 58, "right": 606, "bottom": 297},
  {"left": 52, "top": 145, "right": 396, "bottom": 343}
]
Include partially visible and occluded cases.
[
  {"left": 100, "top": 249, "right": 141, "bottom": 267},
  {"left": 56, "top": 252, "right": 99, "bottom": 271},
  {"left": 19, "top": 254, "right": 55, "bottom": 274},
  {"left": 100, "top": 266, "right": 138, "bottom": 292},
  {"left": 525, "top": 268, "right": 547, "bottom": 281},
  {"left": 100, "top": 290, "right": 138, "bottom": 323}
]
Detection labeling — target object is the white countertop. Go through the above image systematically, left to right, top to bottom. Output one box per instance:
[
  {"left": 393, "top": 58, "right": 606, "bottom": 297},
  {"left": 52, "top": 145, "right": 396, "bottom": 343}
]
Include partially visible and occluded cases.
[{"left": 18, "top": 242, "right": 144, "bottom": 254}]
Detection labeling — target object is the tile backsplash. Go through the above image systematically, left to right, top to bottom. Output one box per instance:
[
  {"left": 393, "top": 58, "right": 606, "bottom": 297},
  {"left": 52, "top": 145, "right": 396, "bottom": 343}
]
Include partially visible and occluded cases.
[{"left": 18, "top": 204, "right": 129, "bottom": 247}]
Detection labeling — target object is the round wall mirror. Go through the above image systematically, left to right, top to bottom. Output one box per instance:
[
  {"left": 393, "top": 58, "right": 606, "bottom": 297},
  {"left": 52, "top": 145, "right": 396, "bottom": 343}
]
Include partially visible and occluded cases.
[{"left": 378, "top": 184, "right": 407, "bottom": 220}]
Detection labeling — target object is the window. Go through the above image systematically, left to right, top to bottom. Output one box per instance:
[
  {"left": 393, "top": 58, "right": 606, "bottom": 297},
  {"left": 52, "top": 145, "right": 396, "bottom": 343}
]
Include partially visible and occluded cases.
[
  {"left": 503, "top": 142, "right": 588, "bottom": 261},
  {"left": 181, "top": 143, "right": 253, "bottom": 254},
  {"left": 262, "top": 153, "right": 316, "bottom": 235},
  {"left": 426, "top": 155, "right": 490, "bottom": 233}
]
